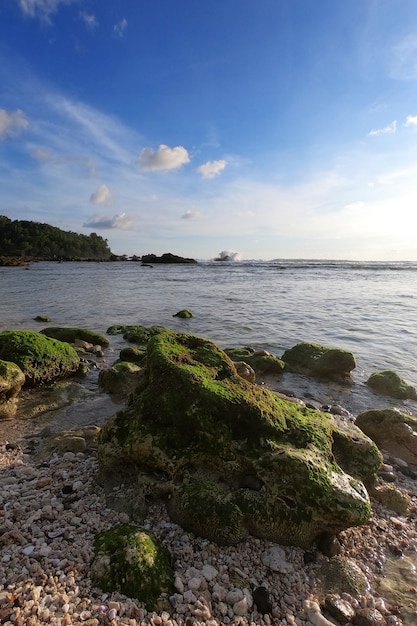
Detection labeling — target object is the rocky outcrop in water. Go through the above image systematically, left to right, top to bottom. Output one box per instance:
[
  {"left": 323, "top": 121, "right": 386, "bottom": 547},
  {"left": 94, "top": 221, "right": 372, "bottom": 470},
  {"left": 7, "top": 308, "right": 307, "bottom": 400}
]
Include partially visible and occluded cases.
[
  {"left": 97, "top": 330, "right": 381, "bottom": 548},
  {"left": 281, "top": 341, "right": 356, "bottom": 381},
  {"left": 366, "top": 370, "right": 417, "bottom": 400}
]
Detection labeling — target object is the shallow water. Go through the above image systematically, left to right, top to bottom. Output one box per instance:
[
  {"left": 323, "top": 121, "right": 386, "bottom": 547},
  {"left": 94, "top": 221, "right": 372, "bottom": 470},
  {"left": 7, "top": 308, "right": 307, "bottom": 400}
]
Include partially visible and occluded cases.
[{"left": 379, "top": 554, "right": 417, "bottom": 624}]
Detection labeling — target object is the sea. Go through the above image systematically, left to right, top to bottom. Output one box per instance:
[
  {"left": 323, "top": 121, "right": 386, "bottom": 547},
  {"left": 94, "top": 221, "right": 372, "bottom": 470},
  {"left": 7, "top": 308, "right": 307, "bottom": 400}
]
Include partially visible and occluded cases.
[{"left": 1, "top": 258, "right": 417, "bottom": 429}]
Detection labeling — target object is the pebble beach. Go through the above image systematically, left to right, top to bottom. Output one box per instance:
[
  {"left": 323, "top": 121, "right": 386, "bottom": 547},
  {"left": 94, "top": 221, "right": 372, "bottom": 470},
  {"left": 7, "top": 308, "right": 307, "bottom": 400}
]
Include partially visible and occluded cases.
[{"left": 1, "top": 422, "right": 417, "bottom": 626}]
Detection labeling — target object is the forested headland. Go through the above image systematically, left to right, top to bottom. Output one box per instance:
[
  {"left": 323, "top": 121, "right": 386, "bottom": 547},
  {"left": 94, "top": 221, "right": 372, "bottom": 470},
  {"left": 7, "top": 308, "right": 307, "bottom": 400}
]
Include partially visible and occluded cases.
[{"left": 0, "top": 216, "right": 113, "bottom": 263}]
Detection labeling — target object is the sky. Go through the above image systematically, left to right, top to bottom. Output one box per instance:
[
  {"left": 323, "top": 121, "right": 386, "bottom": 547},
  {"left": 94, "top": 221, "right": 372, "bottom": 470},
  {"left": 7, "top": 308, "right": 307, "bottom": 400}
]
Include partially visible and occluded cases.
[{"left": 1, "top": 1, "right": 417, "bottom": 260}]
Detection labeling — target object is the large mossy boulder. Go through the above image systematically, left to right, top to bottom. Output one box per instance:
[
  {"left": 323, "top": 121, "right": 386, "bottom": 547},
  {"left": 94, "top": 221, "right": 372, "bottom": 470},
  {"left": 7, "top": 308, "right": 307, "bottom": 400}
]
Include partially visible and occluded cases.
[
  {"left": 40, "top": 326, "right": 109, "bottom": 347},
  {"left": 0, "top": 330, "right": 80, "bottom": 386},
  {"left": 98, "top": 330, "right": 380, "bottom": 548},
  {"left": 281, "top": 342, "right": 356, "bottom": 381},
  {"left": 224, "top": 347, "right": 285, "bottom": 377},
  {"left": 0, "top": 360, "right": 25, "bottom": 419},
  {"left": 366, "top": 370, "right": 417, "bottom": 400},
  {"left": 356, "top": 408, "right": 417, "bottom": 464},
  {"left": 91, "top": 524, "right": 174, "bottom": 609}
]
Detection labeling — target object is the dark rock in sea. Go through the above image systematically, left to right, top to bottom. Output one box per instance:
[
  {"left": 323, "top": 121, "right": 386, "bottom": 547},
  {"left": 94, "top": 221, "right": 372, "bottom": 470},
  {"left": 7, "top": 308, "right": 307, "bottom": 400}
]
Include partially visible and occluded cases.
[
  {"left": 141, "top": 253, "right": 197, "bottom": 264},
  {"left": 173, "top": 309, "right": 193, "bottom": 319},
  {"left": 34, "top": 314, "right": 52, "bottom": 322},
  {"left": 40, "top": 326, "right": 110, "bottom": 347},
  {"left": 97, "top": 329, "right": 381, "bottom": 548},
  {"left": 282, "top": 341, "right": 356, "bottom": 381},
  {"left": 366, "top": 369, "right": 417, "bottom": 400},
  {"left": 355, "top": 408, "right": 417, "bottom": 465},
  {"left": 252, "top": 586, "right": 273, "bottom": 614}
]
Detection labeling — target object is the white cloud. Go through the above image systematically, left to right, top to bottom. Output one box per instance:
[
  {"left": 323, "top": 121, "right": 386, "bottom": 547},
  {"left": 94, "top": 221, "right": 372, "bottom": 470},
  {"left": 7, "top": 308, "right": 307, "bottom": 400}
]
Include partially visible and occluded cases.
[
  {"left": 19, "top": 0, "right": 78, "bottom": 21},
  {"left": 80, "top": 11, "right": 98, "bottom": 29},
  {"left": 113, "top": 18, "right": 128, "bottom": 38},
  {"left": 0, "top": 108, "right": 29, "bottom": 139},
  {"left": 405, "top": 114, "right": 417, "bottom": 127},
  {"left": 367, "top": 120, "right": 397, "bottom": 137},
  {"left": 139, "top": 144, "right": 190, "bottom": 171},
  {"left": 197, "top": 159, "right": 227, "bottom": 179},
  {"left": 90, "top": 184, "right": 111, "bottom": 204},
  {"left": 182, "top": 209, "right": 200, "bottom": 219},
  {"left": 84, "top": 212, "right": 134, "bottom": 230}
]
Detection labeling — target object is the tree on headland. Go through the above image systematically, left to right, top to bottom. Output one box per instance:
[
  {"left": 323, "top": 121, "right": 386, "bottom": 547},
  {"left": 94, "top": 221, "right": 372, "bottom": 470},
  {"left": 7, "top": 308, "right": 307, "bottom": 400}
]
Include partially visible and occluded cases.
[{"left": 0, "top": 216, "right": 112, "bottom": 261}]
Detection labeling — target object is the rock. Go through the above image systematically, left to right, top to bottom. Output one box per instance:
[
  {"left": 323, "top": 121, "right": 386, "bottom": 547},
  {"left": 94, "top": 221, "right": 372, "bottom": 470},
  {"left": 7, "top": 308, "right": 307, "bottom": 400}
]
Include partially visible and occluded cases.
[
  {"left": 141, "top": 253, "right": 197, "bottom": 264},
  {"left": 173, "top": 310, "right": 193, "bottom": 319},
  {"left": 34, "top": 314, "right": 51, "bottom": 322},
  {"left": 106, "top": 324, "right": 166, "bottom": 344},
  {"left": 40, "top": 326, "right": 110, "bottom": 347},
  {"left": 0, "top": 330, "right": 80, "bottom": 386},
  {"left": 97, "top": 330, "right": 379, "bottom": 548},
  {"left": 281, "top": 341, "right": 356, "bottom": 381},
  {"left": 119, "top": 346, "right": 147, "bottom": 365},
  {"left": 224, "top": 347, "right": 285, "bottom": 376},
  {"left": 0, "top": 359, "right": 25, "bottom": 419},
  {"left": 98, "top": 360, "right": 142, "bottom": 398},
  {"left": 234, "top": 361, "right": 256, "bottom": 383},
  {"left": 366, "top": 370, "right": 417, "bottom": 400},
  {"left": 355, "top": 408, "right": 417, "bottom": 465},
  {"left": 371, "top": 484, "right": 410, "bottom": 515},
  {"left": 91, "top": 524, "right": 174, "bottom": 610},
  {"left": 316, "top": 531, "right": 342, "bottom": 557},
  {"left": 261, "top": 545, "right": 293, "bottom": 573},
  {"left": 318, "top": 556, "right": 369, "bottom": 596},
  {"left": 253, "top": 586, "right": 273, "bottom": 614},
  {"left": 324, "top": 594, "right": 355, "bottom": 624},
  {"left": 304, "top": 600, "right": 337, "bottom": 626},
  {"left": 352, "top": 607, "right": 387, "bottom": 626}
]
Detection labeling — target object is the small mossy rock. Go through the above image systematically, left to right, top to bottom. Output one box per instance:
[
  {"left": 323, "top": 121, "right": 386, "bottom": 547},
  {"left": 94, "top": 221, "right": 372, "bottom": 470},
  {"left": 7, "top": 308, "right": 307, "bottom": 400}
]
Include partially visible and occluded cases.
[
  {"left": 173, "top": 309, "right": 193, "bottom": 319},
  {"left": 34, "top": 314, "right": 51, "bottom": 323},
  {"left": 106, "top": 324, "right": 166, "bottom": 344},
  {"left": 40, "top": 326, "right": 109, "bottom": 347},
  {"left": 0, "top": 330, "right": 80, "bottom": 387},
  {"left": 98, "top": 330, "right": 374, "bottom": 548},
  {"left": 281, "top": 342, "right": 356, "bottom": 380},
  {"left": 119, "top": 346, "right": 147, "bottom": 365},
  {"left": 225, "top": 347, "right": 285, "bottom": 376},
  {"left": 0, "top": 360, "right": 25, "bottom": 419},
  {"left": 98, "top": 361, "right": 142, "bottom": 397},
  {"left": 234, "top": 361, "right": 256, "bottom": 383},
  {"left": 366, "top": 370, "right": 417, "bottom": 400},
  {"left": 355, "top": 408, "right": 417, "bottom": 465},
  {"left": 372, "top": 484, "right": 410, "bottom": 515},
  {"left": 91, "top": 524, "right": 174, "bottom": 609},
  {"left": 318, "top": 555, "right": 369, "bottom": 596}
]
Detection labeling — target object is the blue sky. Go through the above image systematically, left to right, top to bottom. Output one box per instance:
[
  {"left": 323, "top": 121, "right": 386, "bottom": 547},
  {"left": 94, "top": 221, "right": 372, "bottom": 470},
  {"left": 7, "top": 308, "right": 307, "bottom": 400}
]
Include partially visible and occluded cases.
[{"left": 1, "top": 0, "right": 417, "bottom": 260}]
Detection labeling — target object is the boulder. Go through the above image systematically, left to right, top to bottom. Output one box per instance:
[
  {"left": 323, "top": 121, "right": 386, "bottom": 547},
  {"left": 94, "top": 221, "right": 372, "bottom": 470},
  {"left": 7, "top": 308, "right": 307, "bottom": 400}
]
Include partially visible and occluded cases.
[
  {"left": 106, "top": 324, "right": 166, "bottom": 344},
  {"left": 40, "top": 326, "right": 109, "bottom": 347},
  {"left": 0, "top": 330, "right": 80, "bottom": 386},
  {"left": 98, "top": 330, "right": 380, "bottom": 548},
  {"left": 281, "top": 342, "right": 356, "bottom": 381},
  {"left": 119, "top": 346, "right": 147, "bottom": 365},
  {"left": 225, "top": 347, "right": 285, "bottom": 377},
  {"left": 0, "top": 360, "right": 25, "bottom": 419},
  {"left": 98, "top": 361, "right": 142, "bottom": 398},
  {"left": 366, "top": 370, "right": 417, "bottom": 400},
  {"left": 355, "top": 408, "right": 417, "bottom": 465},
  {"left": 91, "top": 524, "right": 174, "bottom": 609},
  {"left": 318, "top": 555, "right": 369, "bottom": 596}
]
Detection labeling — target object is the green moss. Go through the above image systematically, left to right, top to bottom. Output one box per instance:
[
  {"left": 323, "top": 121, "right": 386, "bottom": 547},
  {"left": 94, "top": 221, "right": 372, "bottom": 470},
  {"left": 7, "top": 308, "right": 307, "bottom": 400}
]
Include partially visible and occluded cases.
[
  {"left": 173, "top": 309, "right": 193, "bottom": 318},
  {"left": 106, "top": 324, "right": 167, "bottom": 344},
  {"left": 40, "top": 326, "right": 109, "bottom": 346},
  {"left": 0, "top": 330, "right": 80, "bottom": 386},
  {"left": 282, "top": 342, "right": 356, "bottom": 380},
  {"left": 119, "top": 346, "right": 147, "bottom": 364},
  {"left": 225, "top": 347, "right": 285, "bottom": 376},
  {"left": 98, "top": 361, "right": 142, "bottom": 397},
  {"left": 366, "top": 370, "right": 417, "bottom": 400},
  {"left": 91, "top": 524, "right": 174, "bottom": 609}
]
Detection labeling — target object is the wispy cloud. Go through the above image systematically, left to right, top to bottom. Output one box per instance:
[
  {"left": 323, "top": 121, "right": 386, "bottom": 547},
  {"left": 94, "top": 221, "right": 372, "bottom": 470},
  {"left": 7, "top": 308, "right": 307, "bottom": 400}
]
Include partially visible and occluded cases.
[
  {"left": 19, "top": 0, "right": 79, "bottom": 21},
  {"left": 79, "top": 11, "right": 98, "bottom": 30},
  {"left": 113, "top": 18, "right": 128, "bottom": 38},
  {"left": 390, "top": 34, "right": 417, "bottom": 80},
  {"left": 0, "top": 108, "right": 29, "bottom": 139},
  {"left": 405, "top": 114, "right": 417, "bottom": 127},
  {"left": 367, "top": 120, "right": 397, "bottom": 137},
  {"left": 139, "top": 144, "right": 190, "bottom": 171},
  {"left": 197, "top": 159, "right": 227, "bottom": 179},
  {"left": 90, "top": 184, "right": 111, "bottom": 204},
  {"left": 182, "top": 209, "right": 200, "bottom": 219},
  {"left": 84, "top": 212, "right": 134, "bottom": 230}
]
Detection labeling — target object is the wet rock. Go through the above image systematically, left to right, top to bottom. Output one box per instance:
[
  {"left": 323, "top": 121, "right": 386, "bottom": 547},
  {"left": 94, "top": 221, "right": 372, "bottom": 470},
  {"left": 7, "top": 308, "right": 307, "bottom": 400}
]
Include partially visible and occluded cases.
[
  {"left": 173, "top": 310, "right": 193, "bottom": 319},
  {"left": 40, "top": 326, "right": 110, "bottom": 347},
  {"left": 281, "top": 341, "right": 356, "bottom": 381},
  {"left": 224, "top": 347, "right": 285, "bottom": 376},
  {"left": 0, "top": 360, "right": 25, "bottom": 419},
  {"left": 234, "top": 361, "right": 256, "bottom": 383},
  {"left": 366, "top": 370, "right": 417, "bottom": 400},
  {"left": 356, "top": 409, "right": 417, "bottom": 465},
  {"left": 371, "top": 485, "right": 410, "bottom": 515},
  {"left": 318, "top": 556, "right": 369, "bottom": 596},
  {"left": 253, "top": 586, "right": 272, "bottom": 614},
  {"left": 324, "top": 594, "right": 356, "bottom": 624},
  {"left": 353, "top": 607, "right": 387, "bottom": 626}
]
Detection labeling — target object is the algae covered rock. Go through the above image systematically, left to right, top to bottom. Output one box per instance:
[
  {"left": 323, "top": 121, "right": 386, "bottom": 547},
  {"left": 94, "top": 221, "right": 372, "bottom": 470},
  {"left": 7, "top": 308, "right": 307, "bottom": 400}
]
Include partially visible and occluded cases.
[
  {"left": 173, "top": 309, "right": 193, "bottom": 319},
  {"left": 107, "top": 324, "right": 166, "bottom": 344},
  {"left": 40, "top": 326, "right": 109, "bottom": 347},
  {"left": 0, "top": 330, "right": 80, "bottom": 386},
  {"left": 98, "top": 330, "right": 379, "bottom": 548},
  {"left": 281, "top": 342, "right": 356, "bottom": 380},
  {"left": 119, "top": 346, "right": 147, "bottom": 365},
  {"left": 225, "top": 347, "right": 285, "bottom": 377},
  {"left": 0, "top": 359, "right": 25, "bottom": 419},
  {"left": 98, "top": 361, "right": 142, "bottom": 398},
  {"left": 366, "top": 370, "right": 417, "bottom": 400},
  {"left": 355, "top": 408, "right": 417, "bottom": 464},
  {"left": 91, "top": 524, "right": 174, "bottom": 609},
  {"left": 318, "top": 555, "right": 369, "bottom": 596}
]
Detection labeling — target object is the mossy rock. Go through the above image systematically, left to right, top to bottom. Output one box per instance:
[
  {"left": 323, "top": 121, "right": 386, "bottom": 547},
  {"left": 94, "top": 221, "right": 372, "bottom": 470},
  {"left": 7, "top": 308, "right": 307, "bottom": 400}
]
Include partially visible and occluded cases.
[
  {"left": 173, "top": 309, "right": 193, "bottom": 319},
  {"left": 34, "top": 314, "right": 51, "bottom": 323},
  {"left": 106, "top": 324, "right": 166, "bottom": 344},
  {"left": 40, "top": 326, "right": 109, "bottom": 347},
  {"left": 0, "top": 330, "right": 80, "bottom": 387},
  {"left": 98, "top": 330, "right": 378, "bottom": 548},
  {"left": 281, "top": 342, "right": 356, "bottom": 380},
  {"left": 119, "top": 346, "right": 147, "bottom": 365},
  {"left": 225, "top": 347, "right": 285, "bottom": 377},
  {"left": 0, "top": 360, "right": 25, "bottom": 419},
  {"left": 98, "top": 361, "right": 142, "bottom": 398},
  {"left": 366, "top": 370, "right": 417, "bottom": 400},
  {"left": 356, "top": 408, "right": 417, "bottom": 464},
  {"left": 372, "top": 484, "right": 410, "bottom": 515},
  {"left": 91, "top": 524, "right": 174, "bottom": 609},
  {"left": 318, "top": 556, "right": 369, "bottom": 596}
]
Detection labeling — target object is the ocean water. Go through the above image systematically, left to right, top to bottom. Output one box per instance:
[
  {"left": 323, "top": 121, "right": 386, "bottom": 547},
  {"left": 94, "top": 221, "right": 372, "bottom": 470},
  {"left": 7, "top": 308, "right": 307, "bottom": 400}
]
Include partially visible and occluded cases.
[{"left": 1, "top": 259, "right": 417, "bottom": 424}]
